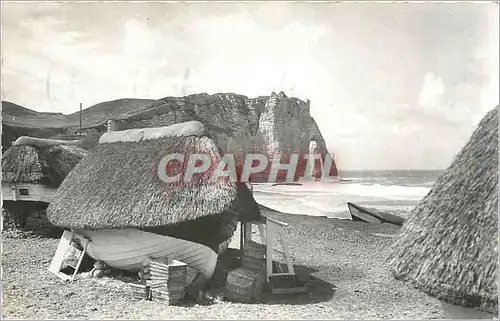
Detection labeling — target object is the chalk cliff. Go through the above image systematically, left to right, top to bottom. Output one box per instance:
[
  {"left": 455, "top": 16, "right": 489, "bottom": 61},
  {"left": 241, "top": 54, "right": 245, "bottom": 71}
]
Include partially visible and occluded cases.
[{"left": 2, "top": 92, "right": 338, "bottom": 180}]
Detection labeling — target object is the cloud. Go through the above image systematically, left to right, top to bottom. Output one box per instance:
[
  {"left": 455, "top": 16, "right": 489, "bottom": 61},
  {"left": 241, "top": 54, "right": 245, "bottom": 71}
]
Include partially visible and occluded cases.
[{"left": 418, "top": 72, "right": 445, "bottom": 109}]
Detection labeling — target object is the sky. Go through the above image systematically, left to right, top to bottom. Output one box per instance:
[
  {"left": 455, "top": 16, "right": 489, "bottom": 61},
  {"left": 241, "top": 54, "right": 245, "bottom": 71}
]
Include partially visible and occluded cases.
[{"left": 1, "top": 1, "right": 499, "bottom": 170}]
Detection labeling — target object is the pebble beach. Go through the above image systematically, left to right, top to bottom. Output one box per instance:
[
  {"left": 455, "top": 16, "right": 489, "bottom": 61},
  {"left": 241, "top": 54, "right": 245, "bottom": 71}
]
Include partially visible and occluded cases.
[{"left": 2, "top": 209, "right": 443, "bottom": 320}]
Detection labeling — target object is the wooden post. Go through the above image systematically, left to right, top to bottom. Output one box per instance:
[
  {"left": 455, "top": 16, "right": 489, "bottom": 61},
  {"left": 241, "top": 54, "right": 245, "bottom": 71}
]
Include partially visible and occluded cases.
[
  {"left": 11, "top": 184, "right": 17, "bottom": 201},
  {"left": 240, "top": 222, "right": 245, "bottom": 250},
  {"left": 244, "top": 222, "right": 252, "bottom": 246},
  {"left": 266, "top": 222, "right": 274, "bottom": 279},
  {"left": 258, "top": 224, "right": 267, "bottom": 244},
  {"left": 278, "top": 229, "right": 295, "bottom": 275}
]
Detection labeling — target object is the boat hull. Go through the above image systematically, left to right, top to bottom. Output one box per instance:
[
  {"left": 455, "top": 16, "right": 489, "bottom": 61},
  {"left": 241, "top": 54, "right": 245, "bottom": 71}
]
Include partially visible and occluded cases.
[
  {"left": 347, "top": 202, "right": 406, "bottom": 226},
  {"left": 348, "top": 202, "right": 384, "bottom": 224},
  {"left": 73, "top": 228, "right": 219, "bottom": 279}
]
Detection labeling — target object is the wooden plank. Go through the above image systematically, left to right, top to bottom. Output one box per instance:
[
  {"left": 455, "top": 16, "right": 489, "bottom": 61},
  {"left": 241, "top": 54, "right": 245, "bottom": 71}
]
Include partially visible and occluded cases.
[
  {"left": 12, "top": 184, "right": 17, "bottom": 202},
  {"left": 264, "top": 215, "right": 289, "bottom": 227},
  {"left": 239, "top": 222, "right": 244, "bottom": 250},
  {"left": 244, "top": 222, "right": 252, "bottom": 246},
  {"left": 266, "top": 223, "right": 274, "bottom": 279},
  {"left": 258, "top": 224, "right": 267, "bottom": 245},
  {"left": 278, "top": 228, "right": 295, "bottom": 275},
  {"left": 48, "top": 230, "right": 74, "bottom": 276},
  {"left": 55, "top": 271, "right": 72, "bottom": 281},
  {"left": 269, "top": 272, "right": 295, "bottom": 276},
  {"left": 271, "top": 286, "right": 306, "bottom": 294}
]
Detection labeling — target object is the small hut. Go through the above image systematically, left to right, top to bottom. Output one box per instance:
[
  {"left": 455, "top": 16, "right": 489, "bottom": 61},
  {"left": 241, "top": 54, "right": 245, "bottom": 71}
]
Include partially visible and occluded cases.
[
  {"left": 388, "top": 106, "right": 498, "bottom": 318},
  {"left": 47, "top": 121, "right": 261, "bottom": 281},
  {"left": 2, "top": 136, "right": 86, "bottom": 228},
  {"left": 2, "top": 137, "right": 87, "bottom": 203}
]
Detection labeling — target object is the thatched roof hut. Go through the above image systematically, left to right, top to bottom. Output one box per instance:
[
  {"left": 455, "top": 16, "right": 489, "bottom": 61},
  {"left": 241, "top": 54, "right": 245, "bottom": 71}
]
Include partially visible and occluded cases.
[
  {"left": 388, "top": 106, "right": 498, "bottom": 315},
  {"left": 47, "top": 121, "right": 260, "bottom": 251},
  {"left": 2, "top": 137, "right": 87, "bottom": 202}
]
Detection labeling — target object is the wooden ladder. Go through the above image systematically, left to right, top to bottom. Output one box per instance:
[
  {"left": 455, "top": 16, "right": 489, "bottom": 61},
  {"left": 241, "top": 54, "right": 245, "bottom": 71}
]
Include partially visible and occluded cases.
[{"left": 48, "top": 230, "right": 89, "bottom": 281}]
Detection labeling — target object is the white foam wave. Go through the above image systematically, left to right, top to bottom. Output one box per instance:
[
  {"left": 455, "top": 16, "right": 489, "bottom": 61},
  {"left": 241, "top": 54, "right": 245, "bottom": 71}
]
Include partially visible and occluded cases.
[
  {"left": 252, "top": 181, "right": 430, "bottom": 219},
  {"left": 253, "top": 183, "right": 430, "bottom": 201},
  {"left": 337, "top": 183, "right": 430, "bottom": 200}
]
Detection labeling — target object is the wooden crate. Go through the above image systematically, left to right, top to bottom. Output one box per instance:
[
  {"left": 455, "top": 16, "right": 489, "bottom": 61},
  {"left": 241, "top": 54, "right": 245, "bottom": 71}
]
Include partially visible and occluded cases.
[
  {"left": 243, "top": 241, "right": 266, "bottom": 260},
  {"left": 241, "top": 255, "right": 266, "bottom": 273},
  {"left": 148, "top": 259, "right": 188, "bottom": 304},
  {"left": 149, "top": 260, "right": 186, "bottom": 281},
  {"left": 150, "top": 260, "right": 186, "bottom": 275},
  {"left": 185, "top": 266, "right": 199, "bottom": 286},
  {"left": 224, "top": 267, "right": 266, "bottom": 303},
  {"left": 147, "top": 280, "right": 186, "bottom": 293},
  {"left": 129, "top": 283, "right": 151, "bottom": 300},
  {"left": 151, "top": 289, "right": 184, "bottom": 305}
]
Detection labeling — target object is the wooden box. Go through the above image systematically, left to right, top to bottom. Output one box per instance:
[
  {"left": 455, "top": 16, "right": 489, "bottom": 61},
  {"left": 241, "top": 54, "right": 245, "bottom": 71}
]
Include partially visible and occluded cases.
[
  {"left": 243, "top": 241, "right": 266, "bottom": 260},
  {"left": 241, "top": 255, "right": 266, "bottom": 273},
  {"left": 148, "top": 259, "right": 187, "bottom": 304},
  {"left": 149, "top": 259, "right": 187, "bottom": 281},
  {"left": 224, "top": 267, "right": 266, "bottom": 303},
  {"left": 147, "top": 279, "right": 186, "bottom": 295},
  {"left": 129, "top": 283, "right": 150, "bottom": 300},
  {"left": 151, "top": 289, "right": 184, "bottom": 305}
]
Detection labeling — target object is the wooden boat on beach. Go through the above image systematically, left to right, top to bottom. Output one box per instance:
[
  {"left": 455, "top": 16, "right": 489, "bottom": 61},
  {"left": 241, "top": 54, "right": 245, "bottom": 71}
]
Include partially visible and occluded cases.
[
  {"left": 347, "top": 202, "right": 406, "bottom": 226},
  {"left": 73, "top": 229, "right": 219, "bottom": 278}
]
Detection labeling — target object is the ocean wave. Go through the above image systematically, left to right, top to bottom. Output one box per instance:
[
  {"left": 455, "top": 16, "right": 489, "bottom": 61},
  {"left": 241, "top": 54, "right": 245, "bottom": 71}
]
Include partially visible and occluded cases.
[
  {"left": 251, "top": 174, "right": 433, "bottom": 219},
  {"left": 253, "top": 182, "right": 430, "bottom": 201},
  {"left": 337, "top": 183, "right": 430, "bottom": 200}
]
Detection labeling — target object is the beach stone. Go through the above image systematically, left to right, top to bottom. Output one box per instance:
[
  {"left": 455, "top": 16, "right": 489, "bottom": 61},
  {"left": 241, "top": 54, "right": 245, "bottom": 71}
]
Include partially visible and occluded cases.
[
  {"left": 94, "top": 261, "right": 106, "bottom": 270},
  {"left": 93, "top": 269, "right": 104, "bottom": 278}
]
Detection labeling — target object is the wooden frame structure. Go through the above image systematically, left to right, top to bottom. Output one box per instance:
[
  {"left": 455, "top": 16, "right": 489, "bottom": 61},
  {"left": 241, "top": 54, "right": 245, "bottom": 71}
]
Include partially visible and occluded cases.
[
  {"left": 2, "top": 182, "right": 57, "bottom": 203},
  {"left": 240, "top": 182, "right": 305, "bottom": 294},
  {"left": 240, "top": 215, "right": 295, "bottom": 280},
  {"left": 48, "top": 230, "right": 89, "bottom": 281}
]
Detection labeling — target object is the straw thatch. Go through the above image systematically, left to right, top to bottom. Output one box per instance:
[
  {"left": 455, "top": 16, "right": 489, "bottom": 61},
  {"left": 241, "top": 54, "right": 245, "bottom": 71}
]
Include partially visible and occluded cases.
[
  {"left": 388, "top": 106, "right": 498, "bottom": 314},
  {"left": 47, "top": 121, "right": 261, "bottom": 230},
  {"left": 2, "top": 141, "right": 88, "bottom": 186}
]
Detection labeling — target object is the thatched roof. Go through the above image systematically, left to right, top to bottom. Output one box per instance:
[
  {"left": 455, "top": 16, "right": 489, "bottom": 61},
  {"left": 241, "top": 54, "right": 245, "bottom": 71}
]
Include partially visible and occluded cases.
[
  {"left": 388, "top": 106, "right": 498, "bottom": 314},
  {"left": 47, "top": 121, "right": 260, "bottom": 230},
  {"left": 2, "top": 138, "right": 88, "bottom": 186}
]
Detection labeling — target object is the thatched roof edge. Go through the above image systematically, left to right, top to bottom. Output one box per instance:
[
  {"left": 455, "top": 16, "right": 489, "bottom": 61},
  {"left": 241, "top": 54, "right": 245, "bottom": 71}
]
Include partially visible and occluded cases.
[{"left": 99, "top": 121, "right": 205, "bottom": 144}]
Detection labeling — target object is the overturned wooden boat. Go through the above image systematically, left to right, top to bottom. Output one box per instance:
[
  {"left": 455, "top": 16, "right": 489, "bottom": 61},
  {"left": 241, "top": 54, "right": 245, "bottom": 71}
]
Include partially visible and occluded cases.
[
  {"left": 47, "top": 121, "right": 261, "bottom": 279},
  {"left": 347, "top": 202, "right": 406, "bottom": 226},
  {"left": 72, "top": 211, "right": 240, "bottom": 278},
  {"left": 72, "top": 229, "right": 219, "bottom": 278}
]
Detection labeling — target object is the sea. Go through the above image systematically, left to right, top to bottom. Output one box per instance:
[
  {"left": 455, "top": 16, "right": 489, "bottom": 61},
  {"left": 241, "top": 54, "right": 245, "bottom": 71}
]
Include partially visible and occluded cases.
[{"left": 252, "top": 170, "right": 443, "bottom": 220}]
